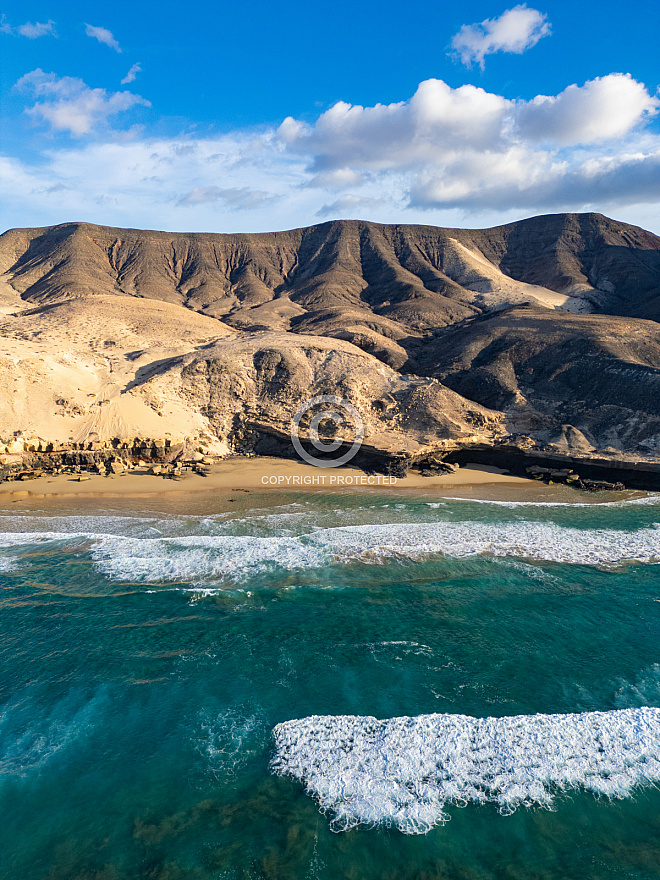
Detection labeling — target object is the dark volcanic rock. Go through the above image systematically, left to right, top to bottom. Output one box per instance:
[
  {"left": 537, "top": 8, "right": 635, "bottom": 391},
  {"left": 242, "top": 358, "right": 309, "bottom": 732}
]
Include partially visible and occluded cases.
[{"left": 418, "top": 305, "right": 660, "bottom": 451}]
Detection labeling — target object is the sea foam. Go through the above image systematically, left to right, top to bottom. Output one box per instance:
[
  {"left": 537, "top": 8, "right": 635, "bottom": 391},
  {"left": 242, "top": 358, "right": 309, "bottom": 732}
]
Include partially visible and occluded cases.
[
  {"left": 437, "top": 494, "right": 660, "bottom": 509},
  {"left": 0, "top": 519, "right": 658, "bottom": 584},
  {"left": 87, "top": 520, "right": 660, "bottom": 582},
  {"left": 312, "top": 522, "right": 660, "bottom": 567},
  {"left": 271, "top": 708, "right": 660, "bottom": 834}
]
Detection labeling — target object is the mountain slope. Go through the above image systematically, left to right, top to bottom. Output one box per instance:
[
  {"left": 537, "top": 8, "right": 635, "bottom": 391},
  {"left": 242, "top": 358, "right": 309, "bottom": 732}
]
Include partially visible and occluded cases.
[
  {"left": 1, "top": 213, "right": 660, "bottom": 461},
  {"left": 3, "top": 213, "right": 659, "bottom": 325},
  {"left": 417, "top": 305, "right": 660, "bottom": 453}
]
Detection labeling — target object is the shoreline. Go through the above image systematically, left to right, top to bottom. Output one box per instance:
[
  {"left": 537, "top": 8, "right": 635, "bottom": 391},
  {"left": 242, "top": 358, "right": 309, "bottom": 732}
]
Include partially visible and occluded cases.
[{"left": 0, "top": 456, "right": 649, "bottom": 511}]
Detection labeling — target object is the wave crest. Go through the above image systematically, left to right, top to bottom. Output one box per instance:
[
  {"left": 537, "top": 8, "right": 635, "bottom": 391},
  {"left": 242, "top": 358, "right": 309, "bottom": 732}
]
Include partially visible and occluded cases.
[
  {"left": 0, "top": 518, "right": 659, "bottom": 584},
  {"left": 90, "top": 522, "right": 660, "bottom": 583},
  {"left": 271, "top": 708, "right": 660, "bottom": 834}
]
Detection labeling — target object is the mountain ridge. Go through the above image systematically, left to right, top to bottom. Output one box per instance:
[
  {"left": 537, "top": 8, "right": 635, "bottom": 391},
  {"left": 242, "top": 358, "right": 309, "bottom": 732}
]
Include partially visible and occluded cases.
[{"left": 1, "top": 212, "right": 660, "bottom": 469}]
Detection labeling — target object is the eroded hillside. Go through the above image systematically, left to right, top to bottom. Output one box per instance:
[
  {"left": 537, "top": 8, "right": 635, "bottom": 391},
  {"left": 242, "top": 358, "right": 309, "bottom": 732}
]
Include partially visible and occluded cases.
[{"left": 1, "top": 213, "right": 659, "bottom": 464}]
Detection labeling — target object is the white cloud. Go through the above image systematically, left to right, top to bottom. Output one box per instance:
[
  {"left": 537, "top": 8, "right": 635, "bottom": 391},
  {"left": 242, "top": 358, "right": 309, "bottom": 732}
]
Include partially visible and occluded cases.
[
  {"left": 450, "top": 4, "right": 550, "bottom": 70},
  {"left": 1, "top": 17, "right": 56, "bottom": 37},
  {"left": 17, "top": 20, "right": 56, "bottom": 38},
  {"left": 85, "top": 23, "right": 121, "bottom": 53},
  {"left": 121, "top": 63, "right": 142, "bottom": 85},
  {"left": 16, "top": 69, "right": 150, "bottom": 136},
  {"left": 2, "top": 73, "right": 660, "bottom": 235},
  {"left": 517, "top": 73, "right": 659, "bottom": 144},
  {"left": 277, "top": 74, "right": 660, "bottom": 215},
  {"left": 280, "top": 75, "right": 657, "bottom": 171},
  {"left": 279, "top": 79, "right": 509, "bottom": 171},
  {"left": 0, "top": 136, "right": 314, "bottom": 233},
  {"left": 410, "top": 149, "right": 660, "bottom": 212},
  {"left": 309, "top": 168, "right": 364, "bottom": 188},
  {"left": 178, "top": 186, "right": 276, "bottom": 210},
  {"left": 315, "top": 194, "right": 388, "bottom": 218}
]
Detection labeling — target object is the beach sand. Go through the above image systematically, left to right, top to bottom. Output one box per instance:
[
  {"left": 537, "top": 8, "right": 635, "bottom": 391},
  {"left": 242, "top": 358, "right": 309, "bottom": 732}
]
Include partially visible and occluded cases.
[{"left": 0, "top": 456, "right": 643, "bottom": 512}]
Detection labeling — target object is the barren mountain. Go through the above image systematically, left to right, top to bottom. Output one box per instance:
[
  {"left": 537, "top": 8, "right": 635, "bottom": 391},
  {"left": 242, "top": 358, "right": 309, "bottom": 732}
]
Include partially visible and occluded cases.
[
  {"left": 1, "top": 213, "right": 659, "bottom": 467},
  {"left": 417, "top": 306, "right": 660, "bottom": 454}
]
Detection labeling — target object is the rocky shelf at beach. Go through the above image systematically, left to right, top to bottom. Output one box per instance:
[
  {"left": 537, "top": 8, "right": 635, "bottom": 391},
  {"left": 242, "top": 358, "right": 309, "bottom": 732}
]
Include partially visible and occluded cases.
[
  {"left": 5, "top": 433, "right": 660, "bottom": 493},
  {"left": 0, "top": 439, "right": 218, "bottom": 483}
]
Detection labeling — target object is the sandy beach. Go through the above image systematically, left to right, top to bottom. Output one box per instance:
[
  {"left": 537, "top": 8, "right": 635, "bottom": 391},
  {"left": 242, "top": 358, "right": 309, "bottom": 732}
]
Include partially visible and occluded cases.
[{"left": 0, "top": 456, "right": 642, "bottom": 511}]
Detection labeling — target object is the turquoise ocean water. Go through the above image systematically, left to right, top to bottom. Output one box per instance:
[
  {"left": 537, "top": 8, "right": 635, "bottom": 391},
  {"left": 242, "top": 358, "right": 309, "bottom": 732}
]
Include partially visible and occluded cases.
[{"left": 2, "top": 491, "right": 660, "bottom": 879}]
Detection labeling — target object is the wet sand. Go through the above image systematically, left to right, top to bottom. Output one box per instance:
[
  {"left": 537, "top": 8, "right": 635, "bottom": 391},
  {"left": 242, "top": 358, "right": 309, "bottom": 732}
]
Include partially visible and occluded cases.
[{"left": 0, "top": 456, "right": 645, "bottom": 512}]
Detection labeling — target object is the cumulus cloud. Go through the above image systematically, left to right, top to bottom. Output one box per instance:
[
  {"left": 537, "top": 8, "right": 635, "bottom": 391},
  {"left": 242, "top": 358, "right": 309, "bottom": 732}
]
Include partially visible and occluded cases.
[
  {"left": 450, "top": 4, "right": 550, "bottom": 69},
  {"left": 85, "top": 23, "right": 121, "bottom": 52},
  {"left": 121, "top": 63, "right": 142, "bottom": 85},
  {"left": 16, "top": 69, "right": 150, "bottom": 136},
  {"left": 3, "top": 72, "right": 660, "bottom": 235},
  {"left": 517, "top": 73, "right": 659, "bottom": 144},
  {"left": 277, "top": 74, "right": 659, "bottom": 214},
  {"left": 280, "top": 75, "right": 657, "bottom": 169},
  {"left": 279, "top": 79, "right": 509, "bottom": 171},
  {"left": 410, "top": 149, "right": 660, "bottom": 212}
]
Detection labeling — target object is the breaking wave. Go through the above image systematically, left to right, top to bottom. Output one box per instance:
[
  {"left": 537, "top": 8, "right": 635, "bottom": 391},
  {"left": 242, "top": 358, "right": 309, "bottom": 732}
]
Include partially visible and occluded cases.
[
  {"left": 437, "top": 493, "right": 660, "bottom": 508},
  {"left": 0, "top": 519, "right": 659, "bottom": 583},
  {"left": 90, "top": 521, "right": 660, "bottom": 582},
  {"left": 313, "top": 522, "right": 660, "bottom": 566},
  {"left": 90, "top": 533, "right": 326, "bottom": 582},
  {"left": 271, "top": 708, "right": 660, "bottom": 834}
]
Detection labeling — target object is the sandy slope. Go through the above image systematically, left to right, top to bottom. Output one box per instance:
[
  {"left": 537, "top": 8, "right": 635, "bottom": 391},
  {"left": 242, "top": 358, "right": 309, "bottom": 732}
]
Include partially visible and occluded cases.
[{"left": 0, "top": 294, "right": 234, "bottom": 443}]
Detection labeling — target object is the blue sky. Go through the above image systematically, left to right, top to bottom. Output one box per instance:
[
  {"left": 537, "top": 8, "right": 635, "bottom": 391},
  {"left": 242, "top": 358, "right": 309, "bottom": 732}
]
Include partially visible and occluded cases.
[{"left": 1, "top": 0, "right": 659, "bottom": 233}]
